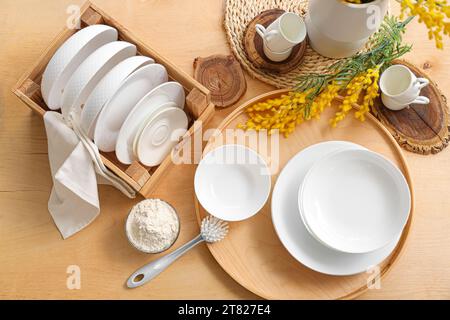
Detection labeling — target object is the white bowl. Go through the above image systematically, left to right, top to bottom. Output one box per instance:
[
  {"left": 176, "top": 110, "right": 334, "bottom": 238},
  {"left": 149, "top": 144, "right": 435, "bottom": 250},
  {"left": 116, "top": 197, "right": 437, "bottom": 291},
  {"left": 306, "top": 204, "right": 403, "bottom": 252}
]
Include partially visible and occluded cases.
[
  {"left": 41, "top": 24, "right": 118, "bottom": 110},
  {"left": 60, "top": 41, "right": 137, "bottom": 121},
  {"left": 81, "top": 55, "right": 154, "bottom": 138},
  {"left": 195, "top": 144, "right": 271, "bottom": 221},
  {"left": 300, "top": 149, "right": 411, "bottom": 254}
]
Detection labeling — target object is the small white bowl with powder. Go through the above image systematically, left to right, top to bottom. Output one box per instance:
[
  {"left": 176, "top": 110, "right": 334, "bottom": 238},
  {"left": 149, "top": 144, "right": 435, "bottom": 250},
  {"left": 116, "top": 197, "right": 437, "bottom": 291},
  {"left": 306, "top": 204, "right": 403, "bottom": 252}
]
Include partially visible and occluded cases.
[{"left": 126, "top": 199, "right": 180, "bottom": 254}]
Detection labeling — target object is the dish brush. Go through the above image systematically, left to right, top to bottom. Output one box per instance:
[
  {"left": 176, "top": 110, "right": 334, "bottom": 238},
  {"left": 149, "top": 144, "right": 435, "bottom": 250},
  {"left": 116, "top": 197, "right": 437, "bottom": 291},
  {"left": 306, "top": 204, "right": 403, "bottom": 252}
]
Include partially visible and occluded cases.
[{"left": 127, "top": 215, "right": 228, "bottom": 288}]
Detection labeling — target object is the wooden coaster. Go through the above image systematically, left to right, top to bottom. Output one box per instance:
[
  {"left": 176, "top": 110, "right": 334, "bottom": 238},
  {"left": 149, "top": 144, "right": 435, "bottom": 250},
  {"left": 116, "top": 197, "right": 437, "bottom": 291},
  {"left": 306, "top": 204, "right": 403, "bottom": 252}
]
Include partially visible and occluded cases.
[
  {"left": 243, "top": 9, "right": 307, "bottom": 74},
  {"left": 193, "top": 54, "right": 246, "bottom": 108},
  {"left": 372, "top": 60, "right": 450, "bottom": 155}
]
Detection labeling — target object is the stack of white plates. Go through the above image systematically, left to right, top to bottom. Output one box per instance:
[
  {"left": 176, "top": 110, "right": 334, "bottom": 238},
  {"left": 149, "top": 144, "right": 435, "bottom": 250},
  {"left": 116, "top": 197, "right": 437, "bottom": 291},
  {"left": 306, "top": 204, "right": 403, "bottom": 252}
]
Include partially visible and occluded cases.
[
  {"left": 41, "top": 24, "right": 189, "bottom": 167},
  {"left": 271, "top": 141, "right": 411, "bottom": 275}
]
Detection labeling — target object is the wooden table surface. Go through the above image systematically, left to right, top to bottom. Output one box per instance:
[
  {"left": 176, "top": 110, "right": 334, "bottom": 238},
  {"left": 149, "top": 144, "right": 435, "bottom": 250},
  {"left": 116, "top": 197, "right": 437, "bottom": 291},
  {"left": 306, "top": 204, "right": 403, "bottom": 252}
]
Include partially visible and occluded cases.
[{"left": 1, "top": 0, "right": 450, "bottom": 299}]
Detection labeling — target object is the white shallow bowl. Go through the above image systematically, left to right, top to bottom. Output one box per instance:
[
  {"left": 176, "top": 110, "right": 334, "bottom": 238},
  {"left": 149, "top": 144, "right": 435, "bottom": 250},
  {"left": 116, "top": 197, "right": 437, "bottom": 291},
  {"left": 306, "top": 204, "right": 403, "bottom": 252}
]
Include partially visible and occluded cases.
[
  {"left": 41, "top": 24, "right": 118, "bottom": 110},
  {"left": 60, "top": 41, "right": 136, "bottom": 121},
  {"left": 81, "top": 55, "right": 154, "bottom": 138},
  {"left": 94, "top": 63, "right": 168, "bottom": 152},
  {"left": 116, "top": 81, "right": 185, "bottom": 164},
  {"left": 135, "top": 106, "right": 188, "bottom": 167},
  {"left": 272, "top": 141, "right": 403, "bottom": 276},
  {"left": 195, "top": 144, "right": 271, "bottom": 221},
  {"left": 296, "top": 145, "right": 369, "bottom": 247},
  {"left": 301, "top": 148, "right": 411, "bottom": 254}
]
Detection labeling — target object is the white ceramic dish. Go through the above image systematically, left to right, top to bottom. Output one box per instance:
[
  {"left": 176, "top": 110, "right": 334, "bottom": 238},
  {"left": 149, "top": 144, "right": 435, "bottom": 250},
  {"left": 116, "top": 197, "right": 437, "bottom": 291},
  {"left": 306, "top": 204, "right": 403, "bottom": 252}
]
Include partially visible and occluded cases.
[
  {"left": 41, "top": 24, "right": 118, "bottom": 110},
  {"left": 60, "top": 41, "right": 136, "bottom": 121},
  {"left": 80, "top": 55, "right": 154, "bottom": 138},
  {"left": 94, "top": 63, "right": 168, "bottom": 152},
  {"left": 116, "top": 82, "right": 185, "bottom": 164},
  {"left": 129, "top": 100, "right": 174, "bottom": 163},
  {"left": 131, "top": 101, "right": 177, "bottom": 161},
  {"left": 132, "top": 101, "right": 180, "bottom": 160},
  {"left": 135, "top": 106, "right": 188, "bottom": 167},
  {"left": 271, "top": 141, "right": 403, "bottom": 276},
  {"left": 195, "top": 144, "right": 271, "bottom": 222},
  {"left": 300, "top": 148, "right": 411, "bottom": 254}
]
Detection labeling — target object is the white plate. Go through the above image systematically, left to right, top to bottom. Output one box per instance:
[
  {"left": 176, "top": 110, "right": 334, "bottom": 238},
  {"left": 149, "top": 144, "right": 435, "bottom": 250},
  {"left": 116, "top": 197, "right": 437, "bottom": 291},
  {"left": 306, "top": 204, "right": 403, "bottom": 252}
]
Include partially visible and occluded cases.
[
  {"left": 41, "top": 24, "right": 118, "bottom": 110},
  {"left": 60, "top": 41, "right": 136, "bottom": 120},
  {"left": 80, "top": 56, "right": 154, "bottom": 138},
  {"left": 94, "top": 63, "right": 168, "bottom": 152},
  {"left": 115, "top": 82, "right": 185, "bottom": 164},
  {"left": 131, "top": 102, "right": 178, "bottom": 160},
  {"left": 135, "top": 106, "right": 188, "bottom": 167},
  {"left": 271, "top": 141, "right": 402, "bottom": 276},
  {"left": 195, "top": 144, "right": 271, "bottom": 222},
  {"left": 301, "top": 149, "right": 411, "bottom": 254}
]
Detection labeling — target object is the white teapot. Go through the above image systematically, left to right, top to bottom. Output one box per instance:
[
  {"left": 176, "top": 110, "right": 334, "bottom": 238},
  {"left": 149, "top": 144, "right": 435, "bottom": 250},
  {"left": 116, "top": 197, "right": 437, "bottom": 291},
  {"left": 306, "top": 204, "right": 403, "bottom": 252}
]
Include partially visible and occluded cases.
[{"left": 306, "top": 0, "right": 389, "bottom": 58}]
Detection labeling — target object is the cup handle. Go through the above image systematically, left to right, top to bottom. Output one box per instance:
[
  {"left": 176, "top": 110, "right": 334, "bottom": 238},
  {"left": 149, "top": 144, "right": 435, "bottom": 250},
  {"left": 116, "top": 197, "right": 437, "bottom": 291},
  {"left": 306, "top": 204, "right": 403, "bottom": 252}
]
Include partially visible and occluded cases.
[
  {"left": 255, "top": 24, "right": 278, "bottom": 41},
  {"left": 255, "top": 24, "right": 266, "bottom": 39},
  {"left": 415, "top": 78, "right": 429, "bottom": 90},
  {"left": 412, "top": 96, "right": 430, "bottom": 105}
]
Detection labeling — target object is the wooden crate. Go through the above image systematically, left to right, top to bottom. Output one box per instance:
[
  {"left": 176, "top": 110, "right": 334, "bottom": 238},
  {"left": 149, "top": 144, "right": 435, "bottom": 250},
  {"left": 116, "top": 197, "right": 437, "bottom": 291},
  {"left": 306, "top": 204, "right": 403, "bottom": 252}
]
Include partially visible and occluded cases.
[{"left": 13, "top": 1, "right": 215, "bottom": 197}]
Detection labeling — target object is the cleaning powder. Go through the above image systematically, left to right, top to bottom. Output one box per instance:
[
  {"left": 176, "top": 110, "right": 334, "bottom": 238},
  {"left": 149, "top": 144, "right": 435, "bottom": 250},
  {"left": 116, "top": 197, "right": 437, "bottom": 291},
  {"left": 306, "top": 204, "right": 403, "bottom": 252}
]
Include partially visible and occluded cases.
[{"left": 126, "top": 199, "right": 180, "bottom": 253}]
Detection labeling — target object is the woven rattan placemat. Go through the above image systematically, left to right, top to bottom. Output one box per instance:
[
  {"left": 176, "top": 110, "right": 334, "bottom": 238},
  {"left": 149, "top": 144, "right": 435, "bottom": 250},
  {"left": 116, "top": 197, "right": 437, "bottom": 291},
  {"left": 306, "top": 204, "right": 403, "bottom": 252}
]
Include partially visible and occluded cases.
[{"left": 224, "top": 0, "right": 340, "bottom": 88}]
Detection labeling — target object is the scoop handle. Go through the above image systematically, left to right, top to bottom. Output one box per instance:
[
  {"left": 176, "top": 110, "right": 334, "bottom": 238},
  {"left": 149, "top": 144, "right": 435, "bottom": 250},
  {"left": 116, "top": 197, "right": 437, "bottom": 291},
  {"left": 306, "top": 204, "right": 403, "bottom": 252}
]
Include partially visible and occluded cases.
[{"left": 127, "top": 234, "right": 204, "bottom": 288}]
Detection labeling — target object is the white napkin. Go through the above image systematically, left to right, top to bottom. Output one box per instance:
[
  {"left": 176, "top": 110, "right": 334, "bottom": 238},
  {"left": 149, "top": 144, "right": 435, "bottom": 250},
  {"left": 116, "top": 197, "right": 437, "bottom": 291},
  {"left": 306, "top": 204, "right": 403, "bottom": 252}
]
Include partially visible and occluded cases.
[{"left": 44, "top": 112, "right": 135, "bottom": 239}]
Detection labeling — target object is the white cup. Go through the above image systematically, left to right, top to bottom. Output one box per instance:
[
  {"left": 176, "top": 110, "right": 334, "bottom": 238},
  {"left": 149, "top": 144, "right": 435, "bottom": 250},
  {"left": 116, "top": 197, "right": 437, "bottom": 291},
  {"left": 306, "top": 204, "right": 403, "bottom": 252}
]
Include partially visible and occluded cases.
[
  {"left": 256, "top": 12, "right": 306, "bottom": 54},
  {"left": 380, "top": 64, "right": 430, "bottom": 107},
  {"left": 381, "top": 93, "right": 430, "bottom": 111}
]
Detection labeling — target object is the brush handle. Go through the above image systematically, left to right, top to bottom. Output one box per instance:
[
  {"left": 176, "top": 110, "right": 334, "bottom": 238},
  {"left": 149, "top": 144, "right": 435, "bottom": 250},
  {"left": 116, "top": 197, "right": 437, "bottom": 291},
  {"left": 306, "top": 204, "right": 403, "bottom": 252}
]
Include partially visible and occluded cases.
[{"left": 127, "top": 234, "right": 204, "bottom": 288}]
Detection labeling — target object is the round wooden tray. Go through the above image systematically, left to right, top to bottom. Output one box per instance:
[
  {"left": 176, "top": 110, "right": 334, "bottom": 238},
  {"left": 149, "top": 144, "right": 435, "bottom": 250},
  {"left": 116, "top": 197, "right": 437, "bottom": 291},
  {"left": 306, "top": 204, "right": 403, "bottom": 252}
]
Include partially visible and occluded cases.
[
  {"left": 243, "top": 9, "right": 307, "bottom": 74},
  {"left": 194, "top": 89, "right": 414, "bottom": 300}
]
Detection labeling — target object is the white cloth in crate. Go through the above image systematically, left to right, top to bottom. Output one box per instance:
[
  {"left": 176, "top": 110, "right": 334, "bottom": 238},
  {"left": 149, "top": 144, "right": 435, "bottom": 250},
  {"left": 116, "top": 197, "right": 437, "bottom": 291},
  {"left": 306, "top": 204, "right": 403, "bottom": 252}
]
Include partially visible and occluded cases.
[
  {"left": 44, "top": 111, "right": 135, "bottom": 239},
  {"left": 44, "top": 112, "right": 99, "bottom": 238}
]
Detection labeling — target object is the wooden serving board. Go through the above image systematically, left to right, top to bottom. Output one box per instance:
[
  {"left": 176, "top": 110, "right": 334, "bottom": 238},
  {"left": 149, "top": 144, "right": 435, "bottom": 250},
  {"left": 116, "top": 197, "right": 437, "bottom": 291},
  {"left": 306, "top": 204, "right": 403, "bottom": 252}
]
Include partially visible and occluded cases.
[
  {"left": 243, "top": 9, "right": 307, "bottom": 74},
  {"left": 372, "top": 60, "right": 449, "bottom": 155},
  {"left": 194, "top": 89, "right": 414, "bottom": 300}
]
